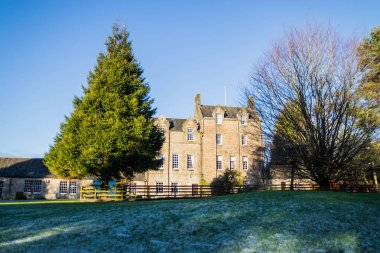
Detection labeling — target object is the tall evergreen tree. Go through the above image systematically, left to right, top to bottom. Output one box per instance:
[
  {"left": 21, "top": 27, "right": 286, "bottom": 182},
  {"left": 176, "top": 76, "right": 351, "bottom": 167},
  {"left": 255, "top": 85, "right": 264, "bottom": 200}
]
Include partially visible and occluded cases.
[{"left": 45, "top": 24, "right": 164, "bottom": 183}]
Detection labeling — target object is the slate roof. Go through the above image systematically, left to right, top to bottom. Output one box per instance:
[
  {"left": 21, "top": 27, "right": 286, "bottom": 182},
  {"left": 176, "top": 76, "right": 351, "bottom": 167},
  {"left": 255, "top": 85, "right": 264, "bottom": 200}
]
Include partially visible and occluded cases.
[
  {"left": 200, "top": 105, "right": 257, "bottom": 119},
  {"left": 167, "top": 118, "right": 187, "bottom": 132},
  {"left": 0, "top": 158, "right": 56, "bottom": 178}
]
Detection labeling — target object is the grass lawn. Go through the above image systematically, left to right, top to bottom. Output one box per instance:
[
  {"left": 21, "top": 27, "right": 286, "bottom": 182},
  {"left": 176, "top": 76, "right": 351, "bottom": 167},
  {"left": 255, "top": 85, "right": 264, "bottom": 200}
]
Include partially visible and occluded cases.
[{"left": 1, "top": 191, "right": 379, "bottom": 252}]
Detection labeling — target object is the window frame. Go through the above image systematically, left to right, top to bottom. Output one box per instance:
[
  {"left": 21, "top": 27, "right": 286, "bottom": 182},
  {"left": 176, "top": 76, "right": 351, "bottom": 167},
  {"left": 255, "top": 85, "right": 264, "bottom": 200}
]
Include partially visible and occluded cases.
[
  {"left": 216, "top": 113, "right": 222, "bottom": 125},
  {"left": 241, "top": 114, "right": 247, "bottom": 125},
  {"left": 187, "top": 128, "right": 194, "bottom": 141},
  {"left": 216, "top": 133, "right": 222, "bottom": 145},
  {"left": 242, "top": 135, "right": 248, "bottom": 146},
  {"left": 158, "top": 153, "right": 165, "bottom": 169},
  {"left": 172, "top": 153, "right": 179, "bottom": 169},
  {"left": 187, "top": 154, "right": 194, "bottom": 170},
  {"left": 216, "top": 155, "right": 223, "bottom": 170},
  {"left": 230, "top": 156, "right": 236, "bottom": 170},
  {"left": 243, "top": 156, "right": 248, "bottom": 170},
  {"left": 24, "top": 180, "right": 42, "bottom": 194},
  {"left": 59, "top": 181, "right": 68, "bottom": 194},
  {"left": 69, "top": 182, "right": 78, "bottom": 194},
  {"left": 156, "top": 182, "right": 164, "bottom": 193},
  {"left": 171, "top": 182, "right": 178, "bottom": 194}
]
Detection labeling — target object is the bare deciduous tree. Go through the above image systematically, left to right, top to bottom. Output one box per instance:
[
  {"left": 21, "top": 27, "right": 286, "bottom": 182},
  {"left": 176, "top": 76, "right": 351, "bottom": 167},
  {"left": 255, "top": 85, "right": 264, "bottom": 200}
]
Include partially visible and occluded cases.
[{"left": 245, "top": 24, "right": 378, "bottom": 190}]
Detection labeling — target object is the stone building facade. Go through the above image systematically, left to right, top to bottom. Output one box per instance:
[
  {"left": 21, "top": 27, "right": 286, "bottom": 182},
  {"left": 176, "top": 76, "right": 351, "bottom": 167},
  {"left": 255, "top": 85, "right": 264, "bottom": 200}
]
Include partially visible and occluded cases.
[
  {"left": 138, "top": 94, "right": 264, "bottom": 188},
  {"left": 0, "top": 158, "right": 92, "bottom": 200}
]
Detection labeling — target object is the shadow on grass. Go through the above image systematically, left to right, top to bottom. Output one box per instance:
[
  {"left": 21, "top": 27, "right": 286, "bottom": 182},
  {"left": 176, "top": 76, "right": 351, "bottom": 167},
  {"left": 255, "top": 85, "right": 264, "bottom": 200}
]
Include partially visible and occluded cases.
[{"left": 0, "top": 191, "right": 379, "bottom": 252}]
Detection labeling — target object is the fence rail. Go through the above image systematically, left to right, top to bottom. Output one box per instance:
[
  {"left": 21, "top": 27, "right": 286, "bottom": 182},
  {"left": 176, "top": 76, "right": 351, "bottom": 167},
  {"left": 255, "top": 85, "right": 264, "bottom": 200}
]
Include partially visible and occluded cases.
[{"left": 80, "top": 183, "right": 378, "bottom": 201}]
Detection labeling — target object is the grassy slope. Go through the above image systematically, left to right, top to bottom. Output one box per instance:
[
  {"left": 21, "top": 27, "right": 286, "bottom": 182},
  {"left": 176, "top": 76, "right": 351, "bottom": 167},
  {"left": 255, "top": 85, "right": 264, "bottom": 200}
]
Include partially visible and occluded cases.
[{"left": 0, "top": 191, "right": 379, "bottom": 253}]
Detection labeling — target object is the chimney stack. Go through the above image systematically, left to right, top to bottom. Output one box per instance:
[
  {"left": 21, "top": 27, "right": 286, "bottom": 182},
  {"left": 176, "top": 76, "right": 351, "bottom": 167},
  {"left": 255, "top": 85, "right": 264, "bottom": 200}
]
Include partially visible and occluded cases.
[{"left": 247, "top": 96, "right": 255, "bottom": 110}]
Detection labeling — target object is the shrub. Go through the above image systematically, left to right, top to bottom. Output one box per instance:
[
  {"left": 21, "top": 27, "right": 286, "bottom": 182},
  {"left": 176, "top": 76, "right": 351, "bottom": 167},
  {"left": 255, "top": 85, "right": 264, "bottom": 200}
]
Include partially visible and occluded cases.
[{"left": 210, "top": 169, "right": 243, "bottom": 195}]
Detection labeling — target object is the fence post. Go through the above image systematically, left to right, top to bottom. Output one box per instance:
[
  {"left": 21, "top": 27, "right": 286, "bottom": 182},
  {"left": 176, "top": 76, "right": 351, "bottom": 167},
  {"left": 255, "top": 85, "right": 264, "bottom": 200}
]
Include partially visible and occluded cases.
[{"left": 200, "top": 185, "right": 203, "bottom": 198}]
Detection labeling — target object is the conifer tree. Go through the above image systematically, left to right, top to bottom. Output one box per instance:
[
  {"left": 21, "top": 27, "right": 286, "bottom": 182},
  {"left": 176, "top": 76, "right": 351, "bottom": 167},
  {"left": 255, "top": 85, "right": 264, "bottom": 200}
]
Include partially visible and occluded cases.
[{"left": 45, "top": 24, "right": 164, "bottom": 183}]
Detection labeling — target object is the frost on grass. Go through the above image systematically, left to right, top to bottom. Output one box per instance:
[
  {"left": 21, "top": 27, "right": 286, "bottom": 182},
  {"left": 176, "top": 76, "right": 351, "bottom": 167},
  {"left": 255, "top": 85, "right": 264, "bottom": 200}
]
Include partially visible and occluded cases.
[{"left": 0, "top": 192, "right": 379, "bottom": 252}]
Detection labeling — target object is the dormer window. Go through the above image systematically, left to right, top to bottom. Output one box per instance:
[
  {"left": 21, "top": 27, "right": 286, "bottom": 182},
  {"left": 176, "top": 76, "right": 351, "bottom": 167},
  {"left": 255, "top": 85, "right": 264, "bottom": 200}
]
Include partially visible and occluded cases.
[
  {"left": 216, "top": 113, "right": 222, "bottom": 124},
  {"left": 241, "top": 114, "right": 247, "bottom": 125},
  {"left": 187, "top": 128, "right": 194, "bottom": 141}
]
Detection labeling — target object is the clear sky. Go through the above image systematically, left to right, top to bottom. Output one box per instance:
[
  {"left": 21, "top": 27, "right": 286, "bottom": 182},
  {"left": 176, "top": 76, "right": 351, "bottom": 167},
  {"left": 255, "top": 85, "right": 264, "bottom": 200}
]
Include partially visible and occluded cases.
[{"left": 0, "top": 0, "right": 379, "bottom": 158}]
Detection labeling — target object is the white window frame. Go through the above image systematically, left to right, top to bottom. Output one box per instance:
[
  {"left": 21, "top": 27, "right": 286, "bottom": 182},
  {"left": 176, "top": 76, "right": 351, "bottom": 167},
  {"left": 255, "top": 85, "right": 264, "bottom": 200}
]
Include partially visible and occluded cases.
[
  {"left": 216, "top": 113, "right": 222, "bottom": 124},
  {"left": 241, "top": 114, "right": 247, "bottom": 125},
  {"left": 187, "top": 128, "right": 194, "bottom": 141},
  {"left": 216, "top": 133, "right": 222, "bottom": 145},
  {"left": 242, "top": 135, "right": 248, "bottom": 146},
  {"left": 158, "top": 153, "right": 164, "bottom": 169},
  {"left": 172, "top": 154, "right": 179, "bottom": 169},
  {"left": 187, "top": 154, "right": 194, "bottom": 170},
  {"left": 217, "top": 155, "right": 223, "bottom": 170},
  {"left": 230, "top": 156, "right": 236, "bottom": 170},
  {"left": 243, "top": 156, "right": 248, "bottom": 170},
  {"left": 24, "top": 180, "right": 42, "bottom": 193},
  {"left": 59, "top": 181, "right": 68, "bottom": 194},
  {"left": 69, "top": 182, "right": 78, "bottom": 194},
  {"left": 156, "top": 182, "right": 164, "bottom": 193},
  {"left": 171, "top": 182, "right": 178, "bottom": 194}
]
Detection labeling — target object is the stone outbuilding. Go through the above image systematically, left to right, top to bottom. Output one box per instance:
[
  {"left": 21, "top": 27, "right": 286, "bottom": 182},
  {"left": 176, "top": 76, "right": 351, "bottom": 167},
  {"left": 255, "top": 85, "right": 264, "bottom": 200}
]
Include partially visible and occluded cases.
[{"left": 0, "top": 158, "right": 92, "bottom": 200}]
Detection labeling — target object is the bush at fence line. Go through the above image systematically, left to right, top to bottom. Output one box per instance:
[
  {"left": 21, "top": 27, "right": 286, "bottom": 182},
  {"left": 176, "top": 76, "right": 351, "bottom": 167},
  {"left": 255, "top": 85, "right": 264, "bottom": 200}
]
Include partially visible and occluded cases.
[{"left": 210, "top": 168, "right": 243, "bottom": 195}]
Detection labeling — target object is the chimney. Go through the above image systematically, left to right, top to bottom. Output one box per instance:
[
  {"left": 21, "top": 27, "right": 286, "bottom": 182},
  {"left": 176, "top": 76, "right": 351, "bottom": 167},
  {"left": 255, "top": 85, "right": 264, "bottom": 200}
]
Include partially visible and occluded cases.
[
  {"left": 195, "top": 93, "right": 201, "bottom": 106},
  {"left": 247, "top": 96, "right": 255, "bottom": 110}
]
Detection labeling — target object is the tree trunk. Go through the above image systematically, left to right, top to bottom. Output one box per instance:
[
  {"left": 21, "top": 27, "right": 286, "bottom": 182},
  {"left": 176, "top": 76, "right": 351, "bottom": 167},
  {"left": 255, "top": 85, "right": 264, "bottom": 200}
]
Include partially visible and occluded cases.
[
  {"left": 290, "top": 165, "right": 295, "bottom": 191},
  {"left": 373, "top": 169, "right": 378, "bottom": 192},
  {"left": 318, "top": 179, "right": 331, "bottom": 191}
]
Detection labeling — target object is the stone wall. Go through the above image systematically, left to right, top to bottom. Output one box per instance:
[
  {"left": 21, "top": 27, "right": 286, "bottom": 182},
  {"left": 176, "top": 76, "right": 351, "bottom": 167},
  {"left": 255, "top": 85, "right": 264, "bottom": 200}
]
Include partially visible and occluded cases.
[{"left": 0, "top": 177, "right": 92, "bottom": 200}]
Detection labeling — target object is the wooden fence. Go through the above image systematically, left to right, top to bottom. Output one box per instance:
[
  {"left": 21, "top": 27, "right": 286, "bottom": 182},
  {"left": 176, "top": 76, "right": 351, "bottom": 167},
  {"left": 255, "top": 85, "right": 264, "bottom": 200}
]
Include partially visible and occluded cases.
[{"left": 80, "top": 183, "right": 378, "bottom": 201}]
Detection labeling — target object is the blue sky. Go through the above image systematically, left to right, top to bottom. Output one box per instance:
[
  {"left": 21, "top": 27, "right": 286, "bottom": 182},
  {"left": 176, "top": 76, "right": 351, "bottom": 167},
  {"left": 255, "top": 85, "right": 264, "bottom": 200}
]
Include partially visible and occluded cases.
[{"left": 0, "top": 0, "right": 379, "bottom": 157}]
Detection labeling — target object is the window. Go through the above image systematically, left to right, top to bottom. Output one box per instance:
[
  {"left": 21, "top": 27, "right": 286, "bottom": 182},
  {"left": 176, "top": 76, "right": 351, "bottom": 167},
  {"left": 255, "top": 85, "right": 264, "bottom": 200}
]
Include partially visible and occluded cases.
[
  {"left": 216, "top": 113, "right": 222, "bottom": 124},
  {"left": 241, "top": 115, "right": 247, "bottom": 125},
  {"left": 187, "top": 128, "right": 194, "bottom": 141},
  {"left": 216, "top": 134, "right": 222, "bottom": 145},
  {"left": 242, "top": 135, "right": 248, "bottom": 145},
  {"left": 158, "top": 153, "right": 164, "bottom": 169},
  {"left": 172, "top": 154, "right": 179, "bottom": 169},
  {"left": 187, "top": 154, "right": 194, "bottom": 170},
  {"left": 217, "top": 155, "right": 223, "bottom": 170},
  {"left": 230, "top": 156, "right": 236, "bottom": 169},
  {"left": 243, "top": 156, "right": 248, "bottom": 170},
  {"left": 24, "top": 180, "right": 42, "bottom": 193},
  {"left": 59, "top": 181, "right": 68, "bottom": 194},
  {"left": 69, "top": 182, "right": 78, "bottom": 194},
  {"left": 156, "top": 182, "right": 164, "bottom": 193},
  {"left": 171, "top": 183, "right": 178, "bottom": 194}
]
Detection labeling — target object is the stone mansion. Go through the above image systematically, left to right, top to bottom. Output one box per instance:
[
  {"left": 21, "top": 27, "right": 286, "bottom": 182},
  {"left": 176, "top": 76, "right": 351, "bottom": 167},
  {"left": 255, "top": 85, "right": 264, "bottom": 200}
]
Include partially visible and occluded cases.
[
  {"left": 0, "top": 94, "right": 263, "bottom": 200},
  {"left": 137, "top": 94, "right": 264, "bottom": 187}
]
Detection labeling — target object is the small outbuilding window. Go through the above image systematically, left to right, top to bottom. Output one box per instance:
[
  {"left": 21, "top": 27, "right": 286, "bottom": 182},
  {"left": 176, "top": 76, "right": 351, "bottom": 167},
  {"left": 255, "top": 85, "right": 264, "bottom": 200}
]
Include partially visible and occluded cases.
[
  {"left": 24, "top": 180, "right": 42, "bottom": 193},
  {"left": 60, "top": 181, "right": 68, "bottom": 194},
  {"left": 69, "top": 182, "right": 78, "bottom": 194}
]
